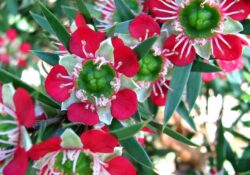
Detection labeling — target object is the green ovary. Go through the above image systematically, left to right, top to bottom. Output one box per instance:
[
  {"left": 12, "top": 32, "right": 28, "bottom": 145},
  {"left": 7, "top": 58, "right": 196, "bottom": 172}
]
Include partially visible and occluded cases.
[
  {"left": 179, "top": 0, "right": 221, "bottom": 38},
  {"left": 135, "top": 52, "right": 163, "bottom": 82},
  {"left": 77, "top": 60, "right": 115, "bottom": 98}
]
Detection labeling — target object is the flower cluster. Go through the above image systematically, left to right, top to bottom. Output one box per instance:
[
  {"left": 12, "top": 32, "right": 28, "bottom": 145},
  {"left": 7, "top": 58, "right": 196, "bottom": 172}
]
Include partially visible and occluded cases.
[{"left": 0, "top": 28, "right": 31, "bottom": 67}]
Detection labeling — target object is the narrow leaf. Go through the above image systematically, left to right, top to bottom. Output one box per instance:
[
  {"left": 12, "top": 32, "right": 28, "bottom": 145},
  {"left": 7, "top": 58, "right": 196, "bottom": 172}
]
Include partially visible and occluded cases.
[
  {"left": 5, "top": 0, "right": 18, "bottom": 15},
  {"left": 75, "top": 0, "right": 92, "bottom": 23},
  {"left": 114, "top": 0, "right": 135, "bottom": 21},
  {"left": 39, "top": 2, "right": 70, "bottom": 50},
  {"left": 62, "top": 5, "right": 77, "bottom": 20},
  {"left": 30, "top": 12, "right": 55, "bottom": 34},
  {"left": 241, "top": 20, "right": 250, "bottom": 35},
  {"left": 134, "top": 36, "right": 157, "bottom": 59},
  {"left": 32, "top": 50, "right": 59, "bottom": 66},
  {"left": 192, "top": 60, "right": 221, "bottom": 72},
  {"left": 164, "top": 63, "right": 193, "bottom": 124},
  {"left": 0, "top": 68, "right": 60, "bottom": 109},
  {"left": 187, "top": 72, "right": 202, "bottom": 110},
  {"left": 177, "top": 101, "right": 197, "bottom": 131},
  {"left": 109, "top": 120, "right": 153, "bottom": 169},
  {"left": 150, "top": 121, "right": 198, "bottom": 147},
  {"left": 216, "top": 121, "right": 226, "bottom": 170},
  {"left": 110, "top": 122, "right": 147, "bottom": 140}
]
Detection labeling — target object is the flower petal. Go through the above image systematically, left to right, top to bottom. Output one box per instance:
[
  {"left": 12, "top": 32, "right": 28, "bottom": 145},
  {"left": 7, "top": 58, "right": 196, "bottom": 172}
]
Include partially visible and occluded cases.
[
  {"left": 149, "top": 0, "right": 178, "bottom": 23},
  {"left": 222, "top": 0, "right": 250, "bottom": 21},
  {"left": 75, "top": 12, "right": 86, "bottom": 28},
  {"left": 129, "top": 14, "right": 160, "bottom": 41},
  {"left": 69, "top": 27, "right": 105, "bottom": 58},
  {"left": 212, "top": 34, "right": 243, "bottom": 61},
  {"left": 164, "top": 35, "right": 196, "bottom": 66},
  {"left": 111, "top": 37, "right": 125, "bottom": 49},
  {"left": 114, "top": 46, "right": 139, "bottom": 77},
  {"left": 217, "top": 56, "right": 244, "bottom": 72},
  {"left": 45, "top": 65, "right": 73, "bottom": 102},
  {"left": 202, "top": 72, "right": 220, "bottom": 83},
  {"left": 150, "top": 80, "right": 170, "bottom": 106},
  {"left": 13, "top": 88, "right": 35, "bottom": 128},
  {"left": 111, "top": 89, "right": 138, "bottom": 120},
  {"left": 67, "top": 102, "right": 99, "bottom": 125},
  {"left": 81, "top": 129, "right": 119, "bottom": 153},
  {"left": 28, "top": 137, "right": 62, "bottom": 160},
  {"left": 3, "top": 148, "right": 28, "bottom": 175},
  {"left": 106, "top": 156, "right": 137, "bottom": 175}
]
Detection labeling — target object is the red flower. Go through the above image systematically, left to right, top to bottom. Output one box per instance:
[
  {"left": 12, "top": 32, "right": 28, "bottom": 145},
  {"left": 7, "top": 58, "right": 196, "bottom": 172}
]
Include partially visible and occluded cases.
[
  {"left": 149, "top": 0, "right": 250, "bottom": 65},
  {"left": 129, "top": 14, "right": 161, "bottom": 41},
  {"left": 45, "top": 21, "right": 139, "bottom": 125},
  {"left": 6, "top": 28, "right": 17, "bottom": 41},
  {"left": 19, "top": 42, "right": 31, "bottom": 54},
  {"left": 0, "top": 87, "right": 36, "bottom": 175},
  {"left": 28, "top": 129, "right": 136, "bottom": 175}
]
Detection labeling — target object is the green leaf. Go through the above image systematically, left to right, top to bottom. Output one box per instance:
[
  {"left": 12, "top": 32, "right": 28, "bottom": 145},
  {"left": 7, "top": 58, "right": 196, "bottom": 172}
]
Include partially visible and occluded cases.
[
  {"left": 5, "top": 0, "right": 18, "bottom": 15},
  {"left": 75, "top": 0, "right": 92, "bottom": 23},
  {"left": 114, "top": 0, "right": 135, "bottom": 21},
  {"left": 39, "top": 2, "right": 70, "bottom": 50},
  {"left": 62, "top": 5, "right": 77, "bottom": 20},
  {"left": 30, "top": 12, "right": 55, "bottom": 35},
  {"left": 241, "top": 19, "right": 250, "bottom": 35},
  {"left": 115, "top": 20, "right": 131, "bottom": 34},
  {"left": 134, "top": 36, "right": 157, "bottom": 60},
  {"left": 32, "top": 50, "right": 59, "bottom": 66},
  {"left": 192, "top": 60, "right": 222, "bottom": 72},
  {"left": 164, "top": 63, "right": 193, "bottom": 125},
  {"left": 0, "top": 68, "right": 60, "bottom": 109},
  {"left": 187, "top": 72, "right": 202, "bottom": 110},
  {"left": 177, "top": 101, "right": 197, "bottom": 131},
  {"left": 109, "top": 120, "right": 153, "bottom": 170},
  {"left": 150, "top": 120, "right": 198, "bottom": 147},
  {"left": 110, "top": 121, "right": 147, "bottom": 140},
  {"left": 216, "top": 121, "right": 226, "bottom": 170},
  {"left": 242, "top": 121, "right": 250, "bottom": 127},
  {"left": 225, "top": 128, "right": 250, "bottom": 142},
  {"left": 225, "top": 140, "right": 238, "bottom": 171},
  {"left": 238, "top": 145, "right": 250, "bottom": 172},
  {"left": 240, "top": 172, "right": 250, "bottom": 175}
]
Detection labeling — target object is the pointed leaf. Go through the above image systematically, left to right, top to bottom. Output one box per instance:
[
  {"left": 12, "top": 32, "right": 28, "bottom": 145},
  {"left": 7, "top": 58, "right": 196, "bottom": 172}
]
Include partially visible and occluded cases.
[
  {"left": 114, "top": 0, "right": 135, "bottom": 21},
  {"left": 39, "top": 2, "right": 70, "bottom": 50},
  {"left": 62, "top": 5, "right": 77, "bottom": 20},
  {"left": 30, "top": 12, "right": 55, "bottom": 34},
  {"left": 241, "top": 19, "right": 250, "bottom": 35},
  {"left": 134, "top": 36, "right": 157, "bottom": 60},
  {"left": 32, "top": 50, "right": 59, "bottom": 66},
  {"left": 192, "top": 60, "right": 222, "bottom": 72},
  {"left": 164, "top": 63, "right": 193, "bottom": 125},
  {"left": 187, "top": 72, "right": 202, "bottom": 110},
  {"left": 177, "top": 101, "right": 197, "bottom": 131},
  {"left": 110, "top": 121, "right": 147, "bottom": 140},
  {"left": 216, "top": 121, "right": 226, "bottom": 170}
]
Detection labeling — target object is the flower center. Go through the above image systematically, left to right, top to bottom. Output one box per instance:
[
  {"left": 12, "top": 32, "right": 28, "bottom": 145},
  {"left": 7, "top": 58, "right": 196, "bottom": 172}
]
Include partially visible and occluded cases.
[
  {"left": 179, "top": 0, "right": 221, "bottom": 38},
  {"left": 135, "top": 51, "right": 163, "bottom": 82},
  {"left": 77, "top": 60, "right": 115, "bottom": 99},
  {"left": 53, "top": 151, "right": 92, "bottom": 175}
]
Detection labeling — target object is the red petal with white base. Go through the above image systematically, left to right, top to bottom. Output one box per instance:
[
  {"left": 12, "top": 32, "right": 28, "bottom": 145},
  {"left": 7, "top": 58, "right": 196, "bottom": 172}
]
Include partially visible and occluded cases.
[
  {"left": 149, "top": 0, "right": 178, "bottom": 23},
  {"left": 222, "top": 0, "right": 250, "bottom": 21},
  {"left": 75, "top": 12, "right": 86, "bottom": 28},
  {"left": 129, "top": 14, "right": 160, "bottom": 41},
  {"left": 69, "top": 27, "right": 105, "bottom": 58},
  {"left": 6, "top": 28, "right": 17, "bottom": 41},
  {"left": 212, "top": 34, "right": 243, "bottom": 61},
  {"left": 164, "top": 35, "right": 196, "bottom": 66},
  {"left": 114, "top": 46, "right": 139, "bottom": 77},
  {"left": 0, "top": 53, "right": 10, "bottom": 65},
  {"left": 45, "top": 65, "right": 73, "bottom": 102},
  {"left": 150, "top": 80, "right": 170, "bottom": 106},
  {"left": 13, "top": 88, "right": 35, "bottom": 128},
  {"left": 111, "top": 89, "right": 138, "bottom": 120},
  {"left": 67, "top": 102, "right": 99, "bottom": 125},
  {"left": 81, "top": 129, "right": 119, "bottom": 153},
  {"left": 28, "top": 137, "right": 62, "bottom": 160},
  {"left": 3, "top": 148, "right": 28, "bottom": 175},
  {"left": 106, "top": 156, "right": 137, "bottom": 175}
]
